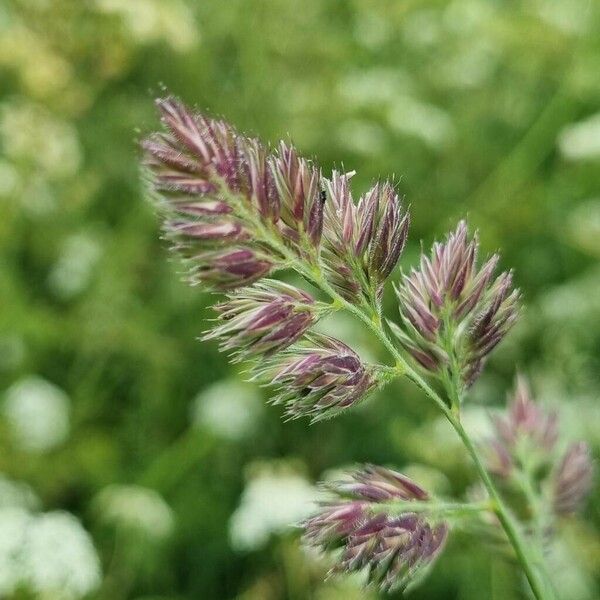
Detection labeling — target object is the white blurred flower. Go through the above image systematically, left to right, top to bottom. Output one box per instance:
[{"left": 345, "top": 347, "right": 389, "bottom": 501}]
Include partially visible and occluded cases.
[
  {"left": 95, "top": 0, "right": 199, "bottom": 51},
  {"left": 443, "top": 0, "right": 493, "bottom": 35},
  {"left": 534, "top": 0, "right": 590, "bottom": 35},
  {"left": 402, "top": 9, "right": 442, "bottom": 49},
  {"left": 353, "top": 12, "right": 393, "bottom": 49},
  {"left": 0, "top": 18, "right": 73, "bottom": 97},
  {"left": 437, "top": 40, "right": 499, "bottom": 89},
  {"left": 338, "top": 68, "right": 413, "bottom": 108},
  {"left": 0, "top": 100, "right": 81, "bottom": 178},
  {"left": 558, "top": 113, "right": 600, "bottom": 161},
  {"left": 19, "top": 175, "right": 56, "bottom": 216},
  {"left": 567, "top": 199, "right": 600, "bottom": 257},
  {"left": 48, "top": 232, "right": 103, "bottom": 299},
  {"left": 540, "top": 266, "right": 600, "bottom": 322},
  {"left": 3, "top": 376, "right": 70, "bottom": 453},
  {"left": 192, "top": 380, "right": 262, "bottom": 441},
  {"left": 229, "top": 467, "right": 318, "bottom": 551},
  {"left": 0, "top": 475, "right": 40, "bottom": 510},
  {"left": 93, "top": 484, "right": 174, "bottom": 540},
  {"left": 0, "top": 509, "right": 101, "bottom": 599},
  {"left": 22, "top": 512, "right": 101, "bottom": 599}
]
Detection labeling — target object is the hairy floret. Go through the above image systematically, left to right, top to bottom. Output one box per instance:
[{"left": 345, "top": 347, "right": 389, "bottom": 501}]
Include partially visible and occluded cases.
[
  {"left": 392, "top": 221, "right": 520, "bottom": 387},
  {"left": 304, "top": 466, "right": 448, "bottom": 592}
]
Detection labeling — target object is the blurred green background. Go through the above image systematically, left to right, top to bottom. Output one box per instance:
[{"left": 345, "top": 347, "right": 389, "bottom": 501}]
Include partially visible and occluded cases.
[{"left": 1, "top": 1, "right": 599, "bottom": 598}]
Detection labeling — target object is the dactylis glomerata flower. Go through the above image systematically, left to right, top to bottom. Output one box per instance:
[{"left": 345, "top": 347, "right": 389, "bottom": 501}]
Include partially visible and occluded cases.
[
  {"left": 143, "top": 96, "right": 594, "bottom": 598},
  {"left": 142, "top": 97, "right": 324, "bottom": 290},
  {"left": 321, "top": 172, "right": 410, "bottom": 304},
  {"left": 391, "top": 220, "right": 520, "bottom": 389},
  {"left": 203, "top": 280, "right": 320, "bottom": 361},
  {"left": 252, "top": 334, "right": 377, "bottom": 422},
  {"left": 481, "top": 376, "right": 593, "bottom": 524},
  {"left": 304, "top": 466, "right": 448, "bottom": 592}
]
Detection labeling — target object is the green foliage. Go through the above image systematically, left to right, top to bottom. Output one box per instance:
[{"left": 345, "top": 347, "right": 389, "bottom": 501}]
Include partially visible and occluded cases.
[{"left": 0, "top": 0, "right": 599, "bottom": 598}]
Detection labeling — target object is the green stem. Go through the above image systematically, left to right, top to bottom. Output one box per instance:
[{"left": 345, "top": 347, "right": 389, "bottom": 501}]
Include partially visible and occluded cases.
[
  {"left": 451, "top": 418, "right": 553, "bottom": 599},
  {"left": 370, "top": 499, "right": 491, "bottom": 519}
]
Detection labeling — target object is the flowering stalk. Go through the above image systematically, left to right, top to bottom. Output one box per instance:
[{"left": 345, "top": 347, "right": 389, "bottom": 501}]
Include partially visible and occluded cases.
[{"left": 142, "top": 97, "right": 591, "bottom": 599}]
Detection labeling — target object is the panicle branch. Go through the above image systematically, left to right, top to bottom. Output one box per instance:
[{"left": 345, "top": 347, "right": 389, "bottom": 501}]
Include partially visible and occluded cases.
[{"left": 481, "top": 375, "right": 593, "bottom": 521}]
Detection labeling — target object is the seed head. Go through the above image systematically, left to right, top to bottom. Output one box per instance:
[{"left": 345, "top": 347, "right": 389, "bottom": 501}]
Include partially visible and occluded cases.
[
  {"left": 142, "top": 97, "right": 326, "bottom": 290},
  {"left": 322, "top": 173, "right": 409, "bottom": 302},
  {"left": 392, "top": 220, "right": 520, "bottom": 386},
  {"left": 203, "top": 280, "right": 318, "bottom": 361},
  {"left": 253, "top": 334, "right": 376, "bottom": 422},
  {"left": 482, "top": 376, "right": 592, "bottom": 522},
  {"left": 484, "top": 376, "right": 559, "bottom": 478},
  {"left": 304, "top": 466, "right": 448, "bottom": 592}
]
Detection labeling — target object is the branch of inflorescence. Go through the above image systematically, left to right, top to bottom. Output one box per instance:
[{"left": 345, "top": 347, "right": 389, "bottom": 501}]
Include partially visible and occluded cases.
[
  {"left": 219, "top": 185, "right": 553, "bottom": 600},
  {"left": 308, "top": 267, "right": 555, "bottom": 600},
  {"left": 369, "top": 499, "right": 491, "bottom": 520}
]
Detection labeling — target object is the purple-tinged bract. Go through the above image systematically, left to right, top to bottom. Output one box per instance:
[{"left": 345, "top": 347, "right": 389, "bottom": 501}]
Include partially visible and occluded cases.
[
  {"left": 142, "top": 97, "right": 327, "bottom": 290},
  {"left": 270, "top": 142, "right": 324, "bottom": 249},
  {"left": 322, "top": 173, "right": 409, "bottom": 303},
  {"left": 392, "top": 220, "right": 520, "bottom": 387},
  {"left": 185, "top": 248, "right": 273, "bottom": 289},
  {"left": 203, "top": 280, "right": 318, "bottom": 361},
  {"left": 253, "top": 334, "right": 376, "bottom": 421},
  {"left": 481, "top": 376, "right": 592, "bottom": 523},
  {"left": 483, "top": 376, "right": 559, "bottom": 479},
  {"left": 553, "top": 442, "right": 594, "bottom": 516},
  {"left": 304, "top": 466, "right": 448, "bottom": 592}
]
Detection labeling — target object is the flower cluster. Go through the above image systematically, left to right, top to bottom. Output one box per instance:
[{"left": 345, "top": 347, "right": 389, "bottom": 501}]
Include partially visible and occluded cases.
[
  {"left": 143, "top": 97, "right": 323, "bottom": 290},
  {"left": 144, "top": 97, "right": 595, "bottom": 597},
  {"left": 142, "top": 98, "right": 392, "bottom": 422},
  {"left": 322, "top": 172, "right": 410, "bottom": 303},
  {"left": 392, "top": 221, "right": 520, "bottom": 388},
  {"left": 203, "top": 280, "right": 319, "bottom": 361},
  {"left": 253, "top": 335, "right": 376, "bottom": 422},
  {"left": 483, "top": 376, "right": 593, "bottom": 517},
  {"left": 304, "top": 466, "right": 448, "bottom": 592}
]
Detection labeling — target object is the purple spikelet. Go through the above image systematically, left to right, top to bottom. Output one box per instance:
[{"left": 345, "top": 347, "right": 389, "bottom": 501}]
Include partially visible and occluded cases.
[
  {"left": 143, "top": 97, "right": 327, "bottom": 290},
  {"left": 270, "top": 142, "right": 323, "bottom": 249},
  {"left": 322, "top": 173, "right": 410, "bottom": 302},
  {"left": 392, "top": 221, "right": 520, "bottom": 387},
  {"left": 203, "top": 280, "right": 318, "bottom": 361},
  {"left": 253, "top": 334, "right": 376, "bottom": 422},
  {"left": 481, "top": 375, "right": 593, "bottom": 522},
  {"left": 483, "top": 376, "right": 559, "bottom": 478},
  {"left": 304, "top": 466, "right": 448, "bottom": 592}
]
